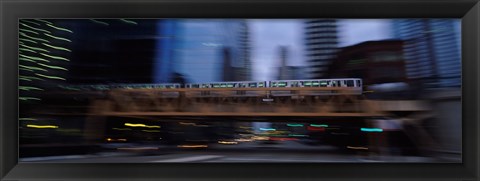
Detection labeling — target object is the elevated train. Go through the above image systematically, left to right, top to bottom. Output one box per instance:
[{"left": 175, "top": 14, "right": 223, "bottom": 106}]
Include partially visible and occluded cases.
[{"left": 61, "top": 78, "right": 363, "bottom": 95}]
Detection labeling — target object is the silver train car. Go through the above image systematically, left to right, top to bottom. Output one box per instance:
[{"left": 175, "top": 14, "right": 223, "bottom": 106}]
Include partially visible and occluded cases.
[
  {"left": 268, "top": 78, "right": 362, "bottom": 88},
  {"left": 185, "top": 81, "right": 267, "bottom": 88}
]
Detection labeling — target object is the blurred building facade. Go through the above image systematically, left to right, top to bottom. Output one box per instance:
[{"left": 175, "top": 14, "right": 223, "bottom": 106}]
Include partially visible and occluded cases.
[
  {"left": 63, "top": 19, "right": 159, "bottom": 84},
  {"left": 304, "top": 19, "right": 339, "bottom": 79},
  {"left": 391, "top": 19, "right": 461, "bottom": 88},
  {"left": 163, "top": 20, "right": 251, "bottom": 83},
  {"left": 327, "top": 40, "right": 407, "bottom": 85},
  {"left": 276, "top": 46, "right": 307, "bottom": 80}
]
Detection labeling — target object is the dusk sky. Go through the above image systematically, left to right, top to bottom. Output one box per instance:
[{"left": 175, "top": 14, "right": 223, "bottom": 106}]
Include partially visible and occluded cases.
[{"left": 250, "top": 19, "right": 393, "bottom": 81}]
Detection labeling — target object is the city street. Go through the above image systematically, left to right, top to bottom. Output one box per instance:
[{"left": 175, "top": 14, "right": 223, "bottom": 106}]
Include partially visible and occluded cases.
[{"left": 20, "top": 141, "right": 452, "bottom": 163}]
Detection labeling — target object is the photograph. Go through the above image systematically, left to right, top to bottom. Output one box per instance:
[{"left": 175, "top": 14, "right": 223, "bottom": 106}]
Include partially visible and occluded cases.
[{"left": 18, "top": 18, "right": 462, "bottom": 163}]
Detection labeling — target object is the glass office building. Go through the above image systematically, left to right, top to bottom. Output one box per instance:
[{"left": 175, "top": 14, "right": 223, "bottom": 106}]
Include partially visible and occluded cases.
[
  {"left": 154, "top": 19, "right": 251, "bottom": 83},
  {"left": 391, "top": 19, "right": 461, "bottom": 88}
]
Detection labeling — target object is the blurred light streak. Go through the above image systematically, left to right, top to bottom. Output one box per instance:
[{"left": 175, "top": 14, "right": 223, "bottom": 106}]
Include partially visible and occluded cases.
[
  {"left": 20, "top": 19, "right": 41, "bottom": 26},
  {"left": 34, "top": 19, "right": 53, "bottom": 25},
  {"left": 89, "top": 19, "right": 110, "bottom": 26},
  {"left": 119, "top": 19, "right": 138, "bottom": 25},
  {"left": 20, "top": 23, "right": 51, "bottom": 33},
  {"left": 46, "top": 23, "right": 74, "bottom": 33},
  {"left": 19, "top": 28, "right": 39, "bottom": 35},
  {"left": 19, "top": 32, "right": 50, "bottom": 43},
  {"left": 44, "top": 33, "right": 72, "bottom": 42},
  {"left": 19, "top": 38, "right": 39, "bottom": 44},
  {"left": 42, "top": 43, "right": 72, "bottom": 52},
  {"left": 19, "top": 45, "right": 49, "bottom": 53},
  {"left": 19, "top": 49, "right": 37, "bottom": 54},
  {"left": 39, "top": 53, "right": 70, "bottom": 61},
  {"left": 20, "top": 54, "right": 50, "bottom": 62},
  {"left": 37, "top": 63, "right": 68, "bottom": 71},
  {"left": 19, "top": 65, "right": 47, "bottom": 72},
  {"left": 35, "top": 73, "right": 66, "bottom": 80},
  {"left": 19, "top": 86, "right": 44, "bottom": 91},
  {"left": 19, "top": 118, "right": 38, "bottom": 121},
  {"left": 124, "top": 123, "right": 160, "bottom": 128},
  {"left": 26, "top": 124, "right": 58, "bottom": 129},
  {"left": 287, "top": 124, "right": 303, "bottom": 127},
  {"left": 310, "top": 124, "right": 328, "bottom": 127},
  {"left": 307, "top": 126, "right": 325, "bottom": 131},
  {"left": 112, "top": 128, "right": 132, "bottom": 131},
  {"left": 259, "top": 128, "right": 276, "bottom": 131},
  {"left": 360, "top": 128, "right": 383, "bottom": 132},
  {"left": 142, "top": 130, "right": 161, "bottom": 133},
  {"left": 288, "top": 134, "right": 309, "bottom": 137},
  {"left": 252, "top": 136, "right": 270, "bottom": 141},
  {"left": 269, "top": 137, "right": 298, "bottom": 141},
  {"left": 235, "top": 138, "right": 253, "bottom": 142},
  {"left": 218, "top": 141, "right": 238, "bottom": 145},
  {"left": 177, "top": 145, "right": 208, "bottom": 148},
  {"left": 347, "top": 146, "right": 369, "bottom": 150},
  {"left": 117, "top": 147, "right": 158, "bottom": 150}
]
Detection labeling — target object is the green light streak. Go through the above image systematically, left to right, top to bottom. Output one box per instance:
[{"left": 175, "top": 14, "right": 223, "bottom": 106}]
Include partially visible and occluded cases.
[
  {"left": 35, "top": 19, "right": 53, "bottom": 24},
  {"left": 89, "top": 19, "right": 109, "bottom": 26},
  {"left": 119, "top": 19, "right": 138, "bottom": 25},
  {"left": 20, "top": 20, "right": 41, "bottom": 26},
  {"left": 20, "top": 23, "right": 51, "bottom": 34},
  {"left": 46, "top": 23, "right": 73, "bottom": 33},
  {"left": 19, "top": 28, "right": 39, "bottom": 35},
  {"left": 19, "top": 32, "right": 50, "bottom": 43},
  {"left": 43, "top": 33, "right": 72, "bottom": 42},
  {"left": 19, "top": 38, "right": 38, "bottom": 44},
  {"left": 42, "top": 43, "right": 71, "bottom": 52},
  {"left": 20, "top": 44, "right": 49, "bottom": 52},
  {"left": 20, "top": 44, "right": 49, "bottom": 53},
  {"left": 19, "top": 48, "right": 37, "bottom": 54},
  {"left": 39, "top": 53, "right": 70, "bottom": 61},
  {"left": 20, "top": 54, "right": 50, "bottom": 62},
  {"left": 20, "top": 57, "right": 37, "bottom": 63},
  {"left": 37, "top": 63, "right": 68, "bottom": 71},
  {"left": 19, "top": 65, "right": 48, "bottom": 72},
  {"left": 19, "top": 68, "right": 34, "bottom": 72},
  {"left": 35, "top": 73, "right": 66, "bottom": 80},
  {"left": 20, "top": 76, "right": 45, "bottom": 81},
  {"left": 19, "top": 77, "right": 32, "bottom": 81},
  {"left": 19, "top": 86, "right": 44, "bottom": 91},
  {"left": 19, "top": 97, "right": 41, "bottom": 101},
  {"left": 19, "top": 118, "right": 38, "bottom": 121},
  {"left": 287, "top": 124, "right": 303, "bottom": 127},
  {"left": 310, "top": 124, "right": 328, "bottom": 127},
  {"left": 259, "top": 128, "right": 276, "bottom": 131},
  {"left": 360, "top": 128, "right": 383, "bottom": 132}
]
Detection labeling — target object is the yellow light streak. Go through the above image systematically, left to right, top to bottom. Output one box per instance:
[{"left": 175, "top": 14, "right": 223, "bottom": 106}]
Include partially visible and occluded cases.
[{"left": 26, "top": 124, "right": 58, "bottom": 129}]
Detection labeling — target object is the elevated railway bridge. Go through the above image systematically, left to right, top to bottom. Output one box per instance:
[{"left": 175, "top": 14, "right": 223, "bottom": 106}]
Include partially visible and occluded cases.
[{"left": 28, "top": 86, "right": 436, "bottom": 154}]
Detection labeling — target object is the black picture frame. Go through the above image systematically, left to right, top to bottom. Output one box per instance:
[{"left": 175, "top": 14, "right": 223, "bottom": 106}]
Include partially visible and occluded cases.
[{"left": 1, "top": 0, "right": 478, "bottom": 181}]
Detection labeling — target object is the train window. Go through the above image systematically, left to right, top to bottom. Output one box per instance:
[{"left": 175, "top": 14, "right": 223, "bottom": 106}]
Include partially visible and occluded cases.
[
  {"left": 346, "top": 80, "right": 354, "bottom": 87},
  {"left": 356, "top": 80, "right": 362, "bottom": 87},
  {"left": 304, "top": 81, "right": 312, "bottom": 87},
  {"left": 312, "top": 81, "right": 320, "bottom": 87},
  {"left": 320, "top": 81, "right": 327, "bottom": 87},
  {"left": 258, "top": 82, "right": 264, "bottom": 87},
  {"left": 271, "top": 82, "right": 277, "bottom": 87},
  {"left": 277, "top": 82, "right": 287, "bottom": 87},
  {"left": 227, "top": 83, "right": 235, "bottom": 88},
  {"left": 248, "top": 83, "right": 257, "bottom": 87},
  {"left": 193, "top": 84, "right": 199, "bottom": 88},
  {"left": 213, "top": 84, "right": 220, "bottom": 88},
  {"left": 220, "top": 84, "right": 227, "bottom": 88}
]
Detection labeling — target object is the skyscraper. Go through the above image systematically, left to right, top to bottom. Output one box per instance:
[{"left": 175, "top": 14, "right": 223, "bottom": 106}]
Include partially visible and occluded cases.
[
  {"left": 167, "top": 19, "right": 251, "bottom": 83},
  {"left": 304, "top": 19, "right": 339, "bottom": 79},
  {"left": 391, "top": 19, "right": 461, "bottom": 88}
]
